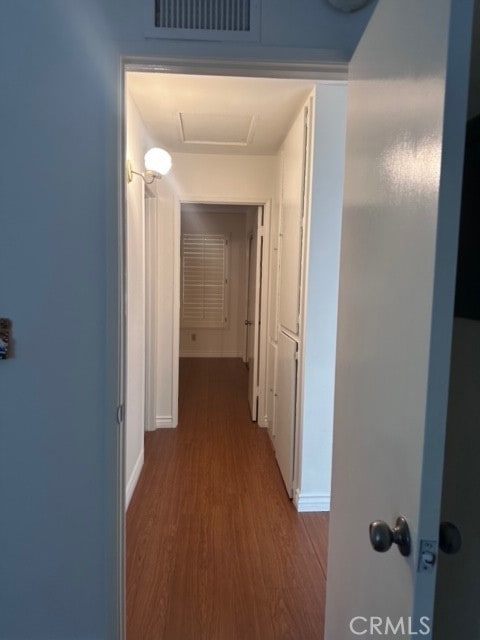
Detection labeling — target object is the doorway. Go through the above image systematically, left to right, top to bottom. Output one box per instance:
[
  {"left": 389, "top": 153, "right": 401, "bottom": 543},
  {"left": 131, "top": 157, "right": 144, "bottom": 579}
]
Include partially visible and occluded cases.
[
  {"left": 123, "top": 66, "right": 337, "bottom": 637},
  {"left": 124, "top": 70, "right": 330, "bottom": 512}
]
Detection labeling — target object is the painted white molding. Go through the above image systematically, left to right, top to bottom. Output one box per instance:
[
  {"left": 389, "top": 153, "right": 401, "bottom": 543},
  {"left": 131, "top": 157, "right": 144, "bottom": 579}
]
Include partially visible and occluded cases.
[
  {"left": 145, "top": 197, "right": 159, "bottom": 434},
  {"left": 172, "top": 198, "right": 181, "bottom": 431},
  {"left": 258, "top": 201, "right": 272, "bottom": 433},
  {"left": 179, "top": 351, "right": 244, "bottom": 358},
  {"left": 259, "top": 415, "right": 269, "bottom": 429},
  {"left": 155, "top": 416, "right": 176, "bottom": 429},
  {"left": 267, "top": 428, "right": 275, "bottom": 448},
  {"left": 125, "top": 449, "right": 144, "bottom": 510},
  {"left": 293, "top": 489, "right": 331, "bottom": 512}
]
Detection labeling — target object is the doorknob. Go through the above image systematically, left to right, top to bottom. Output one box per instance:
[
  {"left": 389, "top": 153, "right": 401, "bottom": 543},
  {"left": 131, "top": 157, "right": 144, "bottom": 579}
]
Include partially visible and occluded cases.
[
  {"left": 244, "top": 320, "right": 253, "bottom": 326},
  {"left": 369, "top": 516, "right": 411, "bottom": 557},
  {"left": 439, "top": 521, "right": 462, "bottom": 555}
]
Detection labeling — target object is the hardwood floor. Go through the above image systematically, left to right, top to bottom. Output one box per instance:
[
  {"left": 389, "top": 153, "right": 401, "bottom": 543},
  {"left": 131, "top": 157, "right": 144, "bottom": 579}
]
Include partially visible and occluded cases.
[{"left": 127, "top": 358, "right": 329, "bottom": 640}]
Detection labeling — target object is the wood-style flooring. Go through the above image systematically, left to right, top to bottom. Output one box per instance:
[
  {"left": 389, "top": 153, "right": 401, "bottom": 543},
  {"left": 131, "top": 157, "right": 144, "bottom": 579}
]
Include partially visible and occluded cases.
[{"left": 127, "top": 358, "right": 329, "bottom": 640}]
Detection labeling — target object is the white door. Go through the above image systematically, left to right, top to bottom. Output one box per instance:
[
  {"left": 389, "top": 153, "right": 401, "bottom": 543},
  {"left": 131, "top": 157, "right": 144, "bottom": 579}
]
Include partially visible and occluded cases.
[
  {"left": 325, "top": 1, "right": 473, "bottom": 638},
  {"left": 278, "top": 106, "right": 308, "bottom": 335},
  {"left": 246, "top": 207, "right": 263, "bottom": 421},
  {"left": 275, "top": 331, "right": 297, "bottom": 497},
  {"left": 266, "top": 342, "right": 278, "bottom": 435}
]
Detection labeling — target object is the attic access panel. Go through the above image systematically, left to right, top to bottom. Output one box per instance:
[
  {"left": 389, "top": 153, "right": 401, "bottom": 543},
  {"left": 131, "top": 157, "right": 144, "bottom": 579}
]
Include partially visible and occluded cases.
[
  {"left": 144, "top": 0, "right": 261, "bottom": 42},
  {"left": 179, "top": 112, "right": 256, "bottom": 146}
]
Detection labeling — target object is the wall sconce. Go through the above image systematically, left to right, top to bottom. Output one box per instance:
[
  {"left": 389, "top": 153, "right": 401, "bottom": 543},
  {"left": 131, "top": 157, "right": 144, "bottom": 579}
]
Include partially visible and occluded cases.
[{"left": 126, "top": 147, "right": 172, "bottom": 184}]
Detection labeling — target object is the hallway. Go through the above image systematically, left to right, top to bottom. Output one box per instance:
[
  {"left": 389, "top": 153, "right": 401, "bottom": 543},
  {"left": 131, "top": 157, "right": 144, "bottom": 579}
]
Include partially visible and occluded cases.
[{"left": 126, "top": 358, "right": 329, "bottom": 639}]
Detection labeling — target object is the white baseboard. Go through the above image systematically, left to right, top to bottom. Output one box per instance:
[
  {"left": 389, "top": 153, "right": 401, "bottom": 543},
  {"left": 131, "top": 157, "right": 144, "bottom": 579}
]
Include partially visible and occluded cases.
[
  {"left": 179, "top": 351, "right": 243, "bottom": 358},
  {"left": 155, "top": 415, "right": 176, "bottom": 429},
  {"left": 258, "top": 416, "right": 269, "bottom": 429},
  {"left": 267, "top": 428, "right": 275, "bottom": 450},
  {"left": 125, "top": 449, "right": 144, "bottom": 510},
  {"left": 293, "top": 490, "right": 331, "bottom": 512}
]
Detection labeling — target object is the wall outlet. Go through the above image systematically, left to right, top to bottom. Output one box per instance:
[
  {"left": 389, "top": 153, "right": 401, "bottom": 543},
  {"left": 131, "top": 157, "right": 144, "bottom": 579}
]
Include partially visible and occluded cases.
[{"left": 191, "top": 333, "right": 196, "bottom": 342}]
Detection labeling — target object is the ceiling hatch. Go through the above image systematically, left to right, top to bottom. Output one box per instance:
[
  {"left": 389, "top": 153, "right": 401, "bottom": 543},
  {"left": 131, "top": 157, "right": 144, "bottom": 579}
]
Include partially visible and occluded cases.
[
  {"left": 145, "top": 0, "right": 261, "bottom": 41},
  {"left": 179, "top": 112, "right": 256, "bottom": 146}
]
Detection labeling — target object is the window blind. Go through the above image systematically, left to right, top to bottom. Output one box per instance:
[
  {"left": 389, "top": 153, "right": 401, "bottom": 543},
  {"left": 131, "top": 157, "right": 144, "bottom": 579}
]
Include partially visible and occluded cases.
[{"left": 181, "top": 233, "right": 228, "bottom": 328}]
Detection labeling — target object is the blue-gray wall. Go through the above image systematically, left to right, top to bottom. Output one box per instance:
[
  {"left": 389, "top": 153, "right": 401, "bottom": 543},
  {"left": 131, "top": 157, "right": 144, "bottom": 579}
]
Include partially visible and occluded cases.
[{"left": 0, "top": 1, "right": 373, "bottom": 637}]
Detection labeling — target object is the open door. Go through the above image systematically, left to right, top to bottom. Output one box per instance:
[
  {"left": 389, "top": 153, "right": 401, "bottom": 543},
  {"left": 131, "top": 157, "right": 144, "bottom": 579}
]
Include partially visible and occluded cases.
[
  {"left": 325, "top": 1, "right": 473, "bottom": 638},
  {"left": 246, "top": 207, "right": 263, "bottom": 421},
  {"left": 274, "top": 330, "right": 298, "bottom": 497}
]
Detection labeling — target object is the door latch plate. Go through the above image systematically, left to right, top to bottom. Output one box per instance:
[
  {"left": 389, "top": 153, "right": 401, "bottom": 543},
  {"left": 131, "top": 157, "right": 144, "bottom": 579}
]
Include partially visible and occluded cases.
[{"left": 418, "top": 539, "right": 437, "bottom": 573}]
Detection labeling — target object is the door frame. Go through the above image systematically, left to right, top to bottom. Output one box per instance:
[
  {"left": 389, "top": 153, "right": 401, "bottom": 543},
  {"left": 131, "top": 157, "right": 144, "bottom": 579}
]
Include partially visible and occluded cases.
[
  {"left": 118, "top": 58, "right": 347, "bottom": 638},
  {"left": 144, "top": 193, "right": 180, "bottom": 433},
  {"left": 244, "top": 206, "right": 267, "bottom": 421},
  {"left": 244, "top": 230, "right": 254, "bottom": 363}
]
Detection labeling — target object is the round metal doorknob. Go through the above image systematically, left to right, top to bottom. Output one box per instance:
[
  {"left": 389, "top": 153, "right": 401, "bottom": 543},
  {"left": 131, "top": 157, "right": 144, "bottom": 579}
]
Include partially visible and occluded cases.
[
  {"left": 244, "top": 320, "right": 253, "bottom": 326},
  {"left": 369, "top": 516, "right": 411, "bottom": 557},
  {"left": 439, "top": 521, "right": 462, "bottom": 555}
]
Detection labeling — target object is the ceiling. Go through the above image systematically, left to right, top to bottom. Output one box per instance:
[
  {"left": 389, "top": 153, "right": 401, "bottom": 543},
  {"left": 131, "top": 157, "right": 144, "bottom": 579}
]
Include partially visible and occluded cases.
[{"left": 126, "top": 72, "right": 314, "bottom": 156}]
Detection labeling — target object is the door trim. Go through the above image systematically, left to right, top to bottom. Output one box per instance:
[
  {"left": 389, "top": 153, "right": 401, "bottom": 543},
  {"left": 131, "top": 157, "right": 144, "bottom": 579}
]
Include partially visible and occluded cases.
[
  {"left": 293, "top": 94, "right": 315, "bottom": 496},
  {"left": 245, "top": 230, "right": 254, "bottom": 364}
]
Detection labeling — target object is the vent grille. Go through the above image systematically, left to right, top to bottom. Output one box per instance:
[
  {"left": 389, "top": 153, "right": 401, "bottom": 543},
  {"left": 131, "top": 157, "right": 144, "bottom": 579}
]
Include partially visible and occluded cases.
[{"left": 155, "top": 0, "right": 251, "bottom": 32}]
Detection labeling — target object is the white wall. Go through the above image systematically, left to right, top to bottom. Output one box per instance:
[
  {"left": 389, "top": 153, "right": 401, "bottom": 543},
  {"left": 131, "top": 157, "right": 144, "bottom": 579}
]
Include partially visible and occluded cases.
[
  {"left": 295, "top": 83, "right": 347, "bottom": 510},
  {"left": 263, "top": 85, "right": 348, "bottom": 511},
  {"left": 125, "top": 89, "right": 150, "bottom": 508},
  {"left": 171, "top": 153, "right": 276, "bottom": 203},
  {"left": 180, "top": 210, "right": 247, "bottom": 358}
]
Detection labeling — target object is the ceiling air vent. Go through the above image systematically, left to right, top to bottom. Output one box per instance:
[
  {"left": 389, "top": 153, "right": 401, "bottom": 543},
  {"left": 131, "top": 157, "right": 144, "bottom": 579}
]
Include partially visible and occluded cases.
[{"left": 145, "top": 0, "right": 260, "bottom": 41}]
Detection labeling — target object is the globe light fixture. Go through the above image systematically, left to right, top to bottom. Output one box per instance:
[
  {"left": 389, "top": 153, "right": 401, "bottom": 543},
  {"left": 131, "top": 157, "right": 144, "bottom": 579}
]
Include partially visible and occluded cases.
[{"left": 127, "top": 147, "right": 172, "bottom": 184}]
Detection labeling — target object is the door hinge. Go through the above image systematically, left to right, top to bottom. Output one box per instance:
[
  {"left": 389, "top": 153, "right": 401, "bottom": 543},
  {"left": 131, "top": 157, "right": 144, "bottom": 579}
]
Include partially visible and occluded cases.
[{"left": 116, "top": 404, "right": 124, "bottom": 426}]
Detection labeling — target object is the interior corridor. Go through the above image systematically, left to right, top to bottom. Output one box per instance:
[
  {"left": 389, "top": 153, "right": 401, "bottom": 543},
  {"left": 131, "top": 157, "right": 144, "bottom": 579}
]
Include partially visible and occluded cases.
[{"left": 126, "top": 358, "right": 329, "bottom": 639}]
